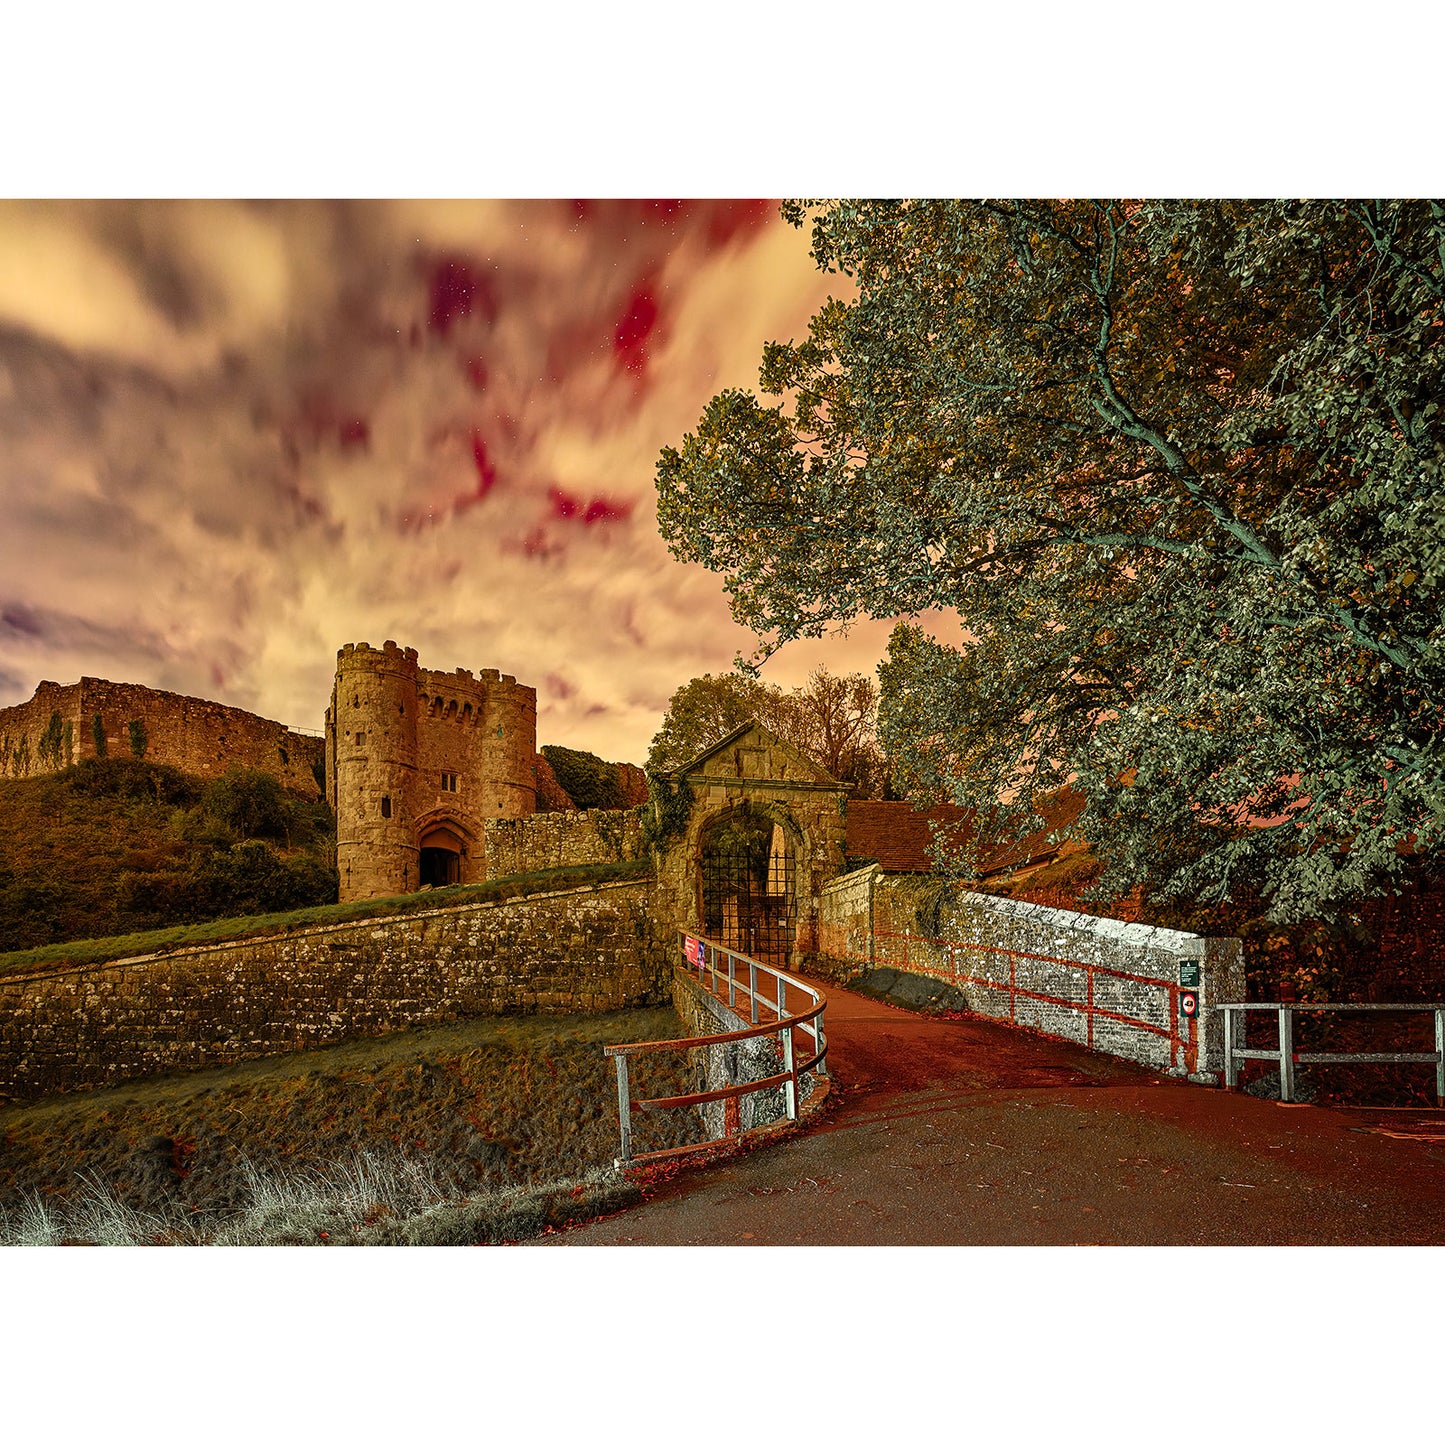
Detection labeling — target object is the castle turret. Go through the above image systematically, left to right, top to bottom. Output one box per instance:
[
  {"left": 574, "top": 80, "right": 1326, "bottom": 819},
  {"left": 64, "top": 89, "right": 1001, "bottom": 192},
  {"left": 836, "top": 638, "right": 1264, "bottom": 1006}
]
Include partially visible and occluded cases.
[
  {"left": 332, "top": 641, "right": 420, "bottom": 900},
  {"left": 472, "top": 670, "right": 538, "bottom": 820}
]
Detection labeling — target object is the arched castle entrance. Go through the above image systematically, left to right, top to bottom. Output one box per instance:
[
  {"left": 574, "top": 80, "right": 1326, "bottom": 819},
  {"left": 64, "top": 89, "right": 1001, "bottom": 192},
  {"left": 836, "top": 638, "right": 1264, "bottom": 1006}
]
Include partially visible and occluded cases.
[
  {"left": 655, "top": 721, "right": 850, "bottom": 972},
  {"left": 697, "top": 802, "right": 799, "bottom": 970},
  {"left": 415, "top": 811, "right": 477, "bottom": 889}
]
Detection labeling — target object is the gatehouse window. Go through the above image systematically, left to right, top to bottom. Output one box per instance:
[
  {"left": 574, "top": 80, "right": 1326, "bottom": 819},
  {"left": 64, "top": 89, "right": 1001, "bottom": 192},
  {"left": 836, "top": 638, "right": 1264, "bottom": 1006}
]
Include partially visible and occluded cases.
[
  {"left": 355, "top": 731, "right": 366, "bottom": 745},
  {"left": 441, "top": 771, "right": 459, "bottom": 792},
  {"left": 381, "top": 795, "right": 391, "bottom": 818}
]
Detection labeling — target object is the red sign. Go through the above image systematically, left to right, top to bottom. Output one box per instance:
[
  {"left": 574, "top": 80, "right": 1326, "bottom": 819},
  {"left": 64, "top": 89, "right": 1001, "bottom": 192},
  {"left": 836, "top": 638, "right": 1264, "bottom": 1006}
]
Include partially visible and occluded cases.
[
  {"left": 684, "top": 936, "right": 704, "bottom": 967},
  {"left": 1180, "top": 990, "right": 1199, "bottom": 1018}
]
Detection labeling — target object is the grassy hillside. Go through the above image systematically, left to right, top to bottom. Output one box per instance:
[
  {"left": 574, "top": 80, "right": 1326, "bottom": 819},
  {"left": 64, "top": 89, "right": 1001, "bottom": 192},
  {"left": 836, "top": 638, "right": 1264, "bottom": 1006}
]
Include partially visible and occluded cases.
[
  {"left": 539, "top": 744, "right": 649, "bottom": 811},
  {"left": 0, "top": 757, "right": 336, "bottom": 955}
]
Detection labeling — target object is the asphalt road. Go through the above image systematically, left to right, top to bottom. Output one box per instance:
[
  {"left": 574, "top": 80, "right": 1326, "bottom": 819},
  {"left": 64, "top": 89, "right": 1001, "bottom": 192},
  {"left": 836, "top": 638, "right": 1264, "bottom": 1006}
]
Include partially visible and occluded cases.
[{"left": 540, "top": 970, "right": 1445, "bottom": 1246}]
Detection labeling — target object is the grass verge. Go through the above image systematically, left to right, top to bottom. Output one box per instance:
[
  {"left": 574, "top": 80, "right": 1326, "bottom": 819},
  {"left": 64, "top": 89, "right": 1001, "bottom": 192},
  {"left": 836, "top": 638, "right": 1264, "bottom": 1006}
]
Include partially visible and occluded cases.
[
  {"left": 0, "top": 1005, "right": 701, "bottom": 1242},
  {"left": 0, "top": 1154, "right": 643, "bottom": 1247}
]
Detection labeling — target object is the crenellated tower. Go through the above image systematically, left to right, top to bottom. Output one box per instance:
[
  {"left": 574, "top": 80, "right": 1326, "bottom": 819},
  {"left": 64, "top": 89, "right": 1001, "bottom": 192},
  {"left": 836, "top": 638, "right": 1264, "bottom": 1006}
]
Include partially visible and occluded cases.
[
  {"left": 327, "top": 641, "right": 537, "bottom": 902},
  {"left": 329, "top": 641, "right": 421, "bottom": 900}
]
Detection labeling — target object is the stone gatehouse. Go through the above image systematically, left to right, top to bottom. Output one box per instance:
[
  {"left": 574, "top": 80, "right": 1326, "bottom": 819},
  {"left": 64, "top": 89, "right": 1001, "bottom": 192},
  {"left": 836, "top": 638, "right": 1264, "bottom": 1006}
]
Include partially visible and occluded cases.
[{"left": 652, "top": 722, "right": 850, "bottom": 971}]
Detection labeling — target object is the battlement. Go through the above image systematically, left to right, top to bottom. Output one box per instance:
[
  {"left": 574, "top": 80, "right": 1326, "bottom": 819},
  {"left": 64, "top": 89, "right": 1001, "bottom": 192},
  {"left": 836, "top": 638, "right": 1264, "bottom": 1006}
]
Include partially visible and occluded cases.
[
  {"left": 336, "top": 640, "right": 420, "bottom": 669},
  {"left": 417, "top": 665, "right": 534, "bottom": 707}
]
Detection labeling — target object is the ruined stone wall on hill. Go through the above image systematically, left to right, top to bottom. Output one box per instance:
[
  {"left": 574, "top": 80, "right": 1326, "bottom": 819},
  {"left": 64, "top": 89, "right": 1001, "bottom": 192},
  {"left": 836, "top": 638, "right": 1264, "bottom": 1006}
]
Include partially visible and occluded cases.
[
  {"left": 0, "top": 677, "right": 323, "bottom": 795},
  {"left": 82, "top": 679, "right": 324, "bottom": 795},
  {"left": 0, "top": 681, "right": 83, "bottom": 778},
  {"left": 532, "top": 752, "right": 577, "bottom": 811},
  {"left": 482, "top": 808, "right": 647, "bottom": 880},
  {"left": 0, "top": 878, "right": 666, "bottom": 1098}
]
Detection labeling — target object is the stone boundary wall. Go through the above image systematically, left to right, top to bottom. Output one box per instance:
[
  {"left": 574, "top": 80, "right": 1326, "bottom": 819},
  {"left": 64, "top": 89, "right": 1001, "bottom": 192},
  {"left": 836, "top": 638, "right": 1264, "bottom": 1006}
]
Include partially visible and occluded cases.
[
  {"left": 0, "top": 676, "right": 323, "bottom": 796},
  {"left": 483, "top": 807, "right": 646, "bottom": 880},
  {"left": 817, "top": 865, "right": 1243, "bottom": 1078},
  {"left": 812, "top": 866, "right": 877, "bottom": 983},
  {"left": 0, "top": 879, "right": 667, "bottom": 1099},
  {"left": 671, "top": 966, "right": 817, "bottom": 1138}
]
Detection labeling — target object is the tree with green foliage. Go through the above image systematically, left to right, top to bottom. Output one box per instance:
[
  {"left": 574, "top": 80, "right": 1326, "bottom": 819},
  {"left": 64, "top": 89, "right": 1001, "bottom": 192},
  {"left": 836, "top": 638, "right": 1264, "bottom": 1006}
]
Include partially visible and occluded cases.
[
  {"left": 657, "top": 200, "right": 1445, "bottom": 921},
  {"left": 648, "top": 667, "right": 890, "bottom": 796},
  {"left": 646, "top": 673, "right": 774, "bottom": 774},
  {"left": 37, "top": 712, "right": 65, "bottom": 770},
  {"left": 127, "top": 719, "right": 148, "bottom": 759},
  {"left": 539, "top": 745, "right": 627, "bottom": 812},
  {"left": 202, "top": 767, "right": 288, "bottom": 841}
]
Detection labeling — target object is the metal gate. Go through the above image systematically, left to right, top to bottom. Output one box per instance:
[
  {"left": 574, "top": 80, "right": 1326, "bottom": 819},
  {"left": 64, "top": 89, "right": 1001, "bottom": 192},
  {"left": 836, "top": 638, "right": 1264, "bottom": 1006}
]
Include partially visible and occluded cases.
[{"left": 699, "top": 807, "right": 796, "bottom": 971}]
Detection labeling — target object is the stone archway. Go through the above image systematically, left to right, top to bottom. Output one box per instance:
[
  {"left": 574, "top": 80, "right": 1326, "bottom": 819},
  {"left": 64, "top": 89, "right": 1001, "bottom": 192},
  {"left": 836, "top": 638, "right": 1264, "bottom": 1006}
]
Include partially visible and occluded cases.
[
  {"left": 654, "top": 721, "right": 850, "bottom": 972},
  {"left": 697, "top": 802, "right": 799, "bottom": 970},
  {"left": 415, "top": 810, "right": 477, "bottom": 888}
]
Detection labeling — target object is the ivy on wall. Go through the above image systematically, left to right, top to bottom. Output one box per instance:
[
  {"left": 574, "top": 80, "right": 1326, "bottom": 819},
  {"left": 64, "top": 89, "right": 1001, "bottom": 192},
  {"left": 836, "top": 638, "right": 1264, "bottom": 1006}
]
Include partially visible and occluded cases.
[
  {"left": 37, "top": 713, "right": 65, "bottom": 771},
  {"left": 641, "top": 772, "right": 695, "bottom": 853}
]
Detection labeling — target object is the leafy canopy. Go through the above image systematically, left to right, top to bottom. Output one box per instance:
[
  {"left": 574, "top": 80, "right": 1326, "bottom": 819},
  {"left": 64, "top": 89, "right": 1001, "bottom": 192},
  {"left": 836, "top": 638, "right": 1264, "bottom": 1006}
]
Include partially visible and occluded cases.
[
  {"left": 656, "top": 200, "right": 1445, "bottom": 921},
  {"left": 648, "top": 667, "right": 890, "bottom": 797}
]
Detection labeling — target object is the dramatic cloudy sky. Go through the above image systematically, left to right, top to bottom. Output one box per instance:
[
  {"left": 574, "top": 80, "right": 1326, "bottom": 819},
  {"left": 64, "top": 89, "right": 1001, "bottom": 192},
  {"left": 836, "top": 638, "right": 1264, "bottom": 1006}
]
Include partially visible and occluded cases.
[{"left": 0, "top": 199, "right": 925, "bottom": 762}]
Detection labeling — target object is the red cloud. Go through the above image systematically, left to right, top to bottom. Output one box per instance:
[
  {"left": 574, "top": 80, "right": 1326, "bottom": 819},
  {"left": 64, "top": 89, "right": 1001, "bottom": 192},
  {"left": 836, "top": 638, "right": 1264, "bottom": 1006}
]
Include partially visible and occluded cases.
[
  {"left": 704, "top": 199, "right": 772, "bottom": 248},
  {"left": 428, "top": 257, "right": 499, "bottom": 337},
  {"left": 613, "top": 288, "right": 658, "bottom": 373},
  {"left": 470, "top": 431, "right": 497, "bottom": 498},
  {"left": 548, "top": 485, "right": 633, "bottom": 526}
]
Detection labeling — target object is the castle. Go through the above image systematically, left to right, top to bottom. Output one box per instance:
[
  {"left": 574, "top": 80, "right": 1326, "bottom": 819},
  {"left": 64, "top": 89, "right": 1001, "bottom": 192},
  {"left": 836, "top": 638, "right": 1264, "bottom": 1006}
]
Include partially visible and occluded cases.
[
  {"left": 325, "top": 641, "right": 537, "bottom": 900},
  {"left": 0, "top": 642, "right": 541, "bottom": 906}
]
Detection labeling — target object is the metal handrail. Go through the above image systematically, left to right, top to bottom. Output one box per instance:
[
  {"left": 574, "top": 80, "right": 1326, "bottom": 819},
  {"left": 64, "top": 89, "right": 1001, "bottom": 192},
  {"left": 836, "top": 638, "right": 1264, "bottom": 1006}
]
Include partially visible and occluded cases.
[
  {"left": 872, "top": 926, "right": 1198, "bottom": 1071},
  {"left": 603, "top": 932, "right": 828, "bottom": 1167},
  {"left": 1218, "top": 1001, "right": 1445, "bottom": 1105}
]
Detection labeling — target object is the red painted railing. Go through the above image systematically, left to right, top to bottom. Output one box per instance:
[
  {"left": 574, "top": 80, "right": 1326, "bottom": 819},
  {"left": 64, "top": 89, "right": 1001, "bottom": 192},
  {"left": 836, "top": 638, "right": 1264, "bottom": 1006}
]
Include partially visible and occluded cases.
[
  {"left": 865, "top": 929, "right": 1196, "bottom": 1072},
  {"left": 603, "top": 932, "right": 827, "bottom": 1167}
]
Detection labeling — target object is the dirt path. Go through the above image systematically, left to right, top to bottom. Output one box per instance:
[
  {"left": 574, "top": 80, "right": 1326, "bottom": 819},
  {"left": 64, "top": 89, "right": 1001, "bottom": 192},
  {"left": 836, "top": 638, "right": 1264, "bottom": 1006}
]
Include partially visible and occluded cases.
[{"left": 540, "top": 971, "right": 1445, "bottom": 1246}]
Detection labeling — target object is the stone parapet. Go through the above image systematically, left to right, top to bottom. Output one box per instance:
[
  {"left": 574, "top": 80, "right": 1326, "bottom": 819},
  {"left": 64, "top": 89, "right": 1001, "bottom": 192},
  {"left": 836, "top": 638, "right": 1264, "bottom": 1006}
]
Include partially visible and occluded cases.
[
  {"left": 483, "top": 807, "right": 646, "bottom": 880},
  {"left": 816, "top": 868, "right": 1244, "bottom": 1078},
  {"left": 0, "top": 879, "right": 667, "bottom": 1099}
]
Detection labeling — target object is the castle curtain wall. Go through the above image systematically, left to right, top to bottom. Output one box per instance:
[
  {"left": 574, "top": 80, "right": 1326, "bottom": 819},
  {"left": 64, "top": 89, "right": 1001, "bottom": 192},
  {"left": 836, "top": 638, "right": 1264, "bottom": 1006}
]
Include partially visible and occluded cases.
[
  {"left": 0, "top": 678, "right": 323, "bottom": 793},
  {"left": 0, "top": 681, "right": 84, "bottom": 778},
  {"left": 0, "top": 878, "right": 666, "bottom": 1098}
]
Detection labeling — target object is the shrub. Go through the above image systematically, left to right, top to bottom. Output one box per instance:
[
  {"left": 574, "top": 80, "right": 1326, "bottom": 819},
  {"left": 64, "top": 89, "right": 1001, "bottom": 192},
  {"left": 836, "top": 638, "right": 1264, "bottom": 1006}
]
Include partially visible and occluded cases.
[
  {"left": 38, "top": 712, "right": 65, "bottom": 770},
  {"left": 127, "top": 719, "right": 148, "bottom": 759},
  {"left": 541, "top": 745, "right": 625, "bottom": 811},
  {"left": 70, "top": 757, "right": 201, "bottom": 807},
  {"left": 202, "top": 767, "right": 287, "bottom": 840},
  {"left": 180, "top": 842, "right": 337, "bottom": 920}
]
